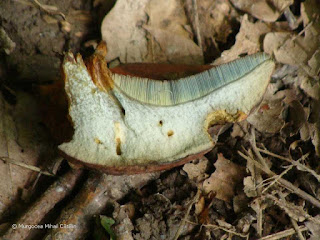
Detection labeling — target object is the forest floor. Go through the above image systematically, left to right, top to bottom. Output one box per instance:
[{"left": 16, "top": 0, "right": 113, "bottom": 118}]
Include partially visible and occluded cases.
[{"left": 0, "top": 0, "right": 320, "bottom": 239}]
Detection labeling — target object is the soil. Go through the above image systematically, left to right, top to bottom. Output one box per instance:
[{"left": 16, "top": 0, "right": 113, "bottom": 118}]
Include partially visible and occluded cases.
[
  {"left": 0, "top": 0, "right": 99, "bottom": 85},
  {"left": 1, "top": 0, "right": 319, "bottom": 240}
]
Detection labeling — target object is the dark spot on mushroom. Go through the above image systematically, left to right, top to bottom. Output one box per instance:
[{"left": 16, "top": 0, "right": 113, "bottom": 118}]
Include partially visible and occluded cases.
[
  {"left": 159, "top": 120, "right": 163, "bottom": 126},
  {"left": 167, "top": 130, "right": 174, "bottom": 137},
  {"left": 116, "top": 138, "right": 121, "bottom": 155}
]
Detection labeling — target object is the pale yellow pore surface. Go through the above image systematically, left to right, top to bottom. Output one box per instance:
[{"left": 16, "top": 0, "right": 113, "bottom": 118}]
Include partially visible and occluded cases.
[{"left": 59, "top": 53, "right": 275, "bottom": 168}]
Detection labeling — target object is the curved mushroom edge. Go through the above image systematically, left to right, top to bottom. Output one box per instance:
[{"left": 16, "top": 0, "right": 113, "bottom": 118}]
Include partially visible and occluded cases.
[
  {"left": 59, "top": 43, "right": 274, "bottom": 174},
  {"left": 59, "top": 147, "right": 212, "bottom": 175}
]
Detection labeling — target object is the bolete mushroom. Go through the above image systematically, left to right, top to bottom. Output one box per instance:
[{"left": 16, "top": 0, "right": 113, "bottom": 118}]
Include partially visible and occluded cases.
[{"left": 59, "top": 43, "right": 275, "bottom": 174}]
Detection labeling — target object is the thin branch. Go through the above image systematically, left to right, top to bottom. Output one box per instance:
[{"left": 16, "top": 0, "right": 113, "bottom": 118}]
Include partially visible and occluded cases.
[
  {"left": 32, "top": 0, "right": 66, "bottom": 20},
  {"left": 250, "top": 128, "right": 269, "bottom": 170},
  {"left": 258, "top": 147, "right": 320, "bottom": 183},
  {"left": 238, "top": 151, "right": 320, "bottom": 209},
  {"left": 0, "top": 157, "right": 54, "bottom": 176},
  {"left": 262, "top": 164, "right": 294, "bottom": 194},
  {"left": 2, "top": 169, "right": 83, "bottom": 240},
  {"left": 45, "top": 172, "right": 160, "bottom": 240},
  {"left": 173, "top": 188, "right": 201, "bottom": 240},
  {"left": 290, "top": 218, "right": 306, "bottom": 240},
  {"left": 184, "top": 220, "right": 249, "bottom": 239},
  {"left": 203, "top": 223, "right": 249, "bottom": 238},
  {"left": 259, "top": 226, "right": 308, "bottom": 240}
]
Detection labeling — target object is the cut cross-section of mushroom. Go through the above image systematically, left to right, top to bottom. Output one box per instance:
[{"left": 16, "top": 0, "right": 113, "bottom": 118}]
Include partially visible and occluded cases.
[{"left": 59, "top": 43, "right": 275, "bottom": 174}]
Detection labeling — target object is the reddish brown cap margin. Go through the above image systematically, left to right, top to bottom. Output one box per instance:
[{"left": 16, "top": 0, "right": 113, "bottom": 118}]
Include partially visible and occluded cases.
[{"left": 59, "top": 148, "right": 212, "bottom": 175}]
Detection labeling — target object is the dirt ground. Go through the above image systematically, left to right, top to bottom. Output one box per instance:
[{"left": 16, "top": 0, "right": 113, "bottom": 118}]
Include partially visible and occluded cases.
[{"left": 1, "top": 0, "right": 320, "bottom": 240}]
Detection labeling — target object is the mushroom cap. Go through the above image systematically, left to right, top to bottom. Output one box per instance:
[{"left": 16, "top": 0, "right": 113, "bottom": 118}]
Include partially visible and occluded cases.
[{"left": 59, "top": 47, "right": 275, "bottom": 174}]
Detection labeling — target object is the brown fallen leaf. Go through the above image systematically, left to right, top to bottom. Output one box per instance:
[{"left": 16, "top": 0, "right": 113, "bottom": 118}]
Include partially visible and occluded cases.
[
  {"left": 101, "top": 0, "right": 203, "bottom": 64},
  {"left": 101, "top": 0, "right": 149, "bottom": 63},
  {"left": 184, "top": 0, "right": 238, "bottom": 60},
  {"left": 230, "top": 0, "right": 293, "bottom": 22},
  {"left": 264, "top": 0, "right": 320, "bottom": 79},
  {"left": 213, "top": 14, "right": 270, "bottom": 65},
  {"left": 264, "top": 23, "right": 320, "bottom": 153},
  {"left": 143, "top": 25, "right": 203, "bottom": 64},
  {"left": 300, "top": 76, "right": 320, "bottom": 100},
  {"left": 247, "top": 87, "right": 287, "bottom": 134},
  {"left": 0, "top": 91, "right": 55, "bottom": 217},
  {"left": 281, "top": 99, "right": 307, "bottom": 137},
  {"left": 231, "top": 121, "right": 249, "bottom": 138},
  {"left": 202, "top": 154, "right": 245, "bottom": 203},
  {"left": 182, "top": 157, "right": 209, "bottom": 182},
  {"left": 243, "top": 176, "right": 258, "bottom": 198},
  {"left": 305, "top": 215, "right": 320, "bottom": 240}
]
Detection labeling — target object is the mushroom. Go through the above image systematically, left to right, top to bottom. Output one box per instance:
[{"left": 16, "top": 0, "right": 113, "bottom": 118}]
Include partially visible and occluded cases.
[{"left": 59, "top": 43, "right": 275, "bottom": 174}]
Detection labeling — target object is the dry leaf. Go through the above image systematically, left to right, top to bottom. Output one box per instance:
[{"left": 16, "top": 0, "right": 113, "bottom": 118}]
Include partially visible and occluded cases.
[
  {"left": 101, "top": 0, "right": 203, "bottom": 64},
  {"left": 101, "top": 0, "right": 149, "bottom": 63},
  {"left": 144, "top": 0, "right": 203, "bottom": 64},
  {"left": 184, "top": 0, "right": 238, "bottom": 60},
  {"left": 199, "top": 0, "right": 236, "bottom": 43},
  {"left": 231, "top": 0, "right": 293, "bottom": 22},
  {"left": 264, "top": 0, "right": 320, "bottom": 78},
  {"left": 213, "top": 15, "right": 270, "bottom": 65},
  {"left": 143, "top": 26, "right": 203, "bottom": 64},
  {"left": 300, "top": 76, "right": 320, "bottom": 100},
  {"left": 247, "top": 90, "right": 286, "bottom": 134},
  {"left": 0, "top": 91, "right": 54, "bottom": 216},
  {"left": 281, "top": 99, "right": 306, "bottom": 137},
  {"left": 231, "top": 121, "right": 249, "bottom": 138},
  {"left": 203, "top": 154, "right": 245, "bottom": 202},
  {"left": 182, "top": 157, "right": 209, "bottom": 182},
  {"left": 243, "top": 176, "right": 257, "bottom": 198},
  {"left": 265, "top": 193, "right": 311, "bottom": 222},
  {"left": 194, "top": 196, "right": 205, "bottom": 215},
  {"left": 237, "top": 213, "right": 256, "bottom": 233},
  {"left": 305, "top": 216, "right": 320, "bottom": 240}
]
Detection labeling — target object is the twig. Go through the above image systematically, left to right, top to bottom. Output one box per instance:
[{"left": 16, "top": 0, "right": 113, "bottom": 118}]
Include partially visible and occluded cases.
[
  {"left": 32, "top": 0, "right": 66, "bottom": 20},
  {"left": 283, "top": 7, "right": 300, "bottom": 30},
  {"left": 291, "top": 21, "right": 313, "bottom": 42},
  {"left": 249, "top": 128, "right": 269, "bottom": 170},
  {"left": 243, "top": 147, "right": 263, "bottom": 195},
  {"left": 258, "top": 147, "right": 320, "bottom": 183},
  {"left": 238, "top": 151, "right": 320, "bottom": 209},
  {"left": 0, "top": 157, "right": 54, "bottom": 176},
  {"left": 262, "top": 164, "right": 294, "bottom": 194},
  {"left": 2, "top": 169, "right": 83, "bottom": 240},
  {"left": 45, "top": 172, "right": 160, "bottom": 240},
  {"left": 173, "top": 188, "right": 201, "bottom": 240},
  {"left": 266, "top": 193, "right": 320, "bottom": 225},
  {"left": 255, "top": 199, "right": 263, "bottom": 237},
  {"left": 290, "top": 218, "right": 305, "bottom": 240},
  {"left": 184, "top": 220, "right": 249, "bottom": 239},
  {"left": 203, "top": 223, "right": 249, "bottom": 238},
  {"left": 259, "top": 226, "right": 308, "bottom": 240}
]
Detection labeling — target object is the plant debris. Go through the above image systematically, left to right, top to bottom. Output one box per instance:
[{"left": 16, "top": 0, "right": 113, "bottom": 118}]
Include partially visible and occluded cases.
[{"left": 1, "top": 0, "right": 320, "bottom": 239}]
